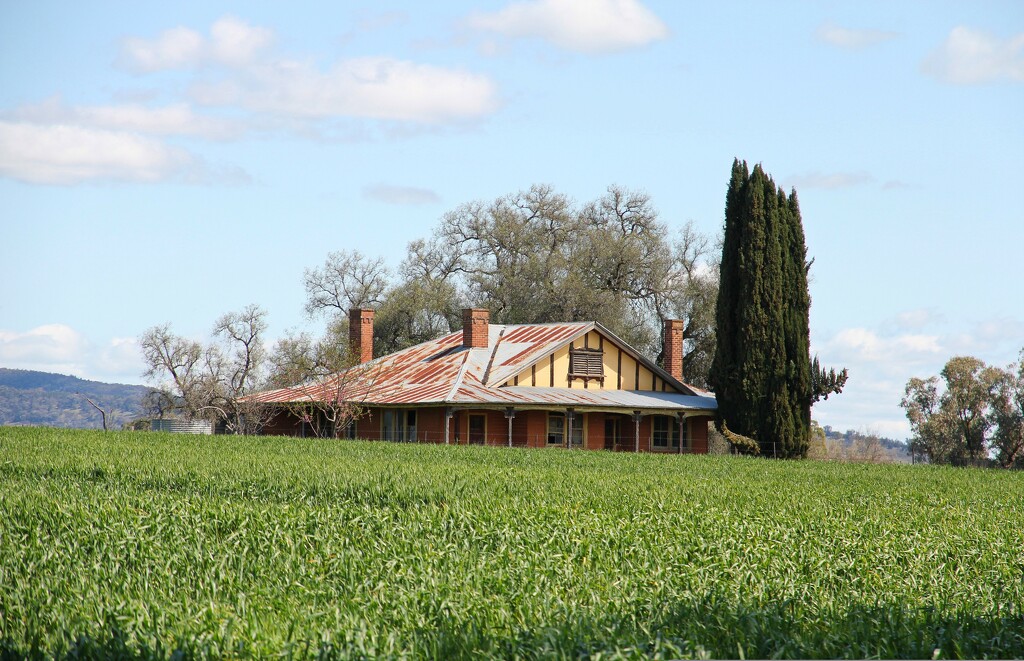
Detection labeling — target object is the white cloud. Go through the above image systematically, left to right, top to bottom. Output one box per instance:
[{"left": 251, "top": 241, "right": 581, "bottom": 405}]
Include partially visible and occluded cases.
[
  {"left": 466, "top": 0, "right": 669, "bottom": 54},
  {"left": 209, "top": 15, "right": 274, "bottom": 66},
  {"left": 117, "top": 16, "right": 500, "bottom": 126},
  {"left": 120, "top": 16, "right": 272, "bottom": 72},
  {"left": 816, "top": 22, "right": 898, "bottom": 50},
  {"left": 120, "top": 26, "right": 206, "bottom": 72},
  {"left": 922, "top": 27, "right": 1024, "bottom": 84},
  {"left": 191, "top": 57, "right": 500, "bottom": 124},
  {"left": 8, "top": 97, "right": 241, "bottom": 140},
  {"left": 0, "top": 120, "right": 195, "bottom": 185},
  {"left": 788, "top": 171, "right": 873, "bottom": 190},
  {"left": 363, "top": 183, "right": 441, "bottom": 205},
  {"left": 957, "top": 318, "right": 1024, "bottom": 357},
  {"left": 0, "top": 324, "right": 88, "bottom": 365},
  {"left": 0, "top": 326, "right": 146, "bottom": 384},
  {"left": 828, "top": 327, "right": 942, "bottom": 365},
  {"left": 95, "top": 337, "right": 146, "bottom": 383}
]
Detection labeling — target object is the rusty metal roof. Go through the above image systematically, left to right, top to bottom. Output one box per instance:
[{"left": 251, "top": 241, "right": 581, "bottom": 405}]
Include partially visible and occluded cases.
[{"left": 251, "top": 321, "right": 716, "bottom": 413}]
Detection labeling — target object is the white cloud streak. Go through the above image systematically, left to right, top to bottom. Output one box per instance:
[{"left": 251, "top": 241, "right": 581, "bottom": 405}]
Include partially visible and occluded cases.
[
  {"left": 466, "top": 0, "right": 669, "bottom": 54},
  {"left": 2, "top": 11, "right": 501, "bottom": 184},
  {"left": 209, "top": 15, "right": 275, "bottom": 66},
  {"left": 118, "top": 16, "right": 500, "bottom": 126},
  {"left": 119, "top": 16, "right": 273, "bottom": 72},
  {"left": 816, "top": 22, "right": 898, "bottom": 50},
  {"left": 922, "top": 27, "right": 1024, "bottom": 85},
  {"left": 190, "top": 57, "right": 500, "bottom": 124},
  {"left": 8, "top": 97, "right": 241, "bottom": 140},
  {"left": 0, "top": 120, "right": 195, "bottom": 185},
  {"left": 788, "top": 171, "right": 873, "bottom": 190},
  {"left": 0, "top": 324, "right": 89, "bottom": 365},
  {"left": 0, "top": 326, "right": 145, "bottom": 384},
  {"left": 828, "top": 328, "right": 942, "bottom": 365}
]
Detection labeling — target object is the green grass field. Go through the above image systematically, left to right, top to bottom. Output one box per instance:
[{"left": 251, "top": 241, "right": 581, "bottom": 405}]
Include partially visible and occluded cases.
[{"left": 1, "top": 427, "right": 1022, "bottom": 659}]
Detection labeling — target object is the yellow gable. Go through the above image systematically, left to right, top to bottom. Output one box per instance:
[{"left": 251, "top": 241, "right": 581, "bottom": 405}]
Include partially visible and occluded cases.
[{"left": 502, "top": 329, "right": 682, "bottom": 393}]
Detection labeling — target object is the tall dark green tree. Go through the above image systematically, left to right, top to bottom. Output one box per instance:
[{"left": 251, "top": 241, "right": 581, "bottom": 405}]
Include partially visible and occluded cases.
[{"left": 710, "top": 159, "right": 847, "bottom": 458}]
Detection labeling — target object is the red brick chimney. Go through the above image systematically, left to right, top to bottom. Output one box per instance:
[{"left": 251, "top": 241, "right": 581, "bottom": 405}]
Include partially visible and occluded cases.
[
  {"left": 349, "top": 308, "right": 374, "bottom": 363},
  {"left": 462, "top": 308, "right": 489, "bottom": 349},
  {"left": 663, "top": 319, "right": 684, "bottom": 382}
]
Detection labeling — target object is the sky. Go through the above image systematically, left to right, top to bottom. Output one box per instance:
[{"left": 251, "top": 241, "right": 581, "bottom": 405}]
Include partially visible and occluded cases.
[{"left": 1, "top": 0, "right": 1022, "bottom": 440}]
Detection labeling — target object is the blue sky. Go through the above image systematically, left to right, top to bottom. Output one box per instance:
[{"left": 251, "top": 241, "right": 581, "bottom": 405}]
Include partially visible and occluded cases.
[{"left": 1, "top": 0, "right": 1022, "bottom": 439}]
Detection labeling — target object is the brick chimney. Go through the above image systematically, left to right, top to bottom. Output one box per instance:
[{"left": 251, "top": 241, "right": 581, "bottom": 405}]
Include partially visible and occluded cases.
[
  {"left": 349, "top": 308, "right": 374, "bottom": 363},
  {"left": 462, "top": 308, "right": 489, "bottom": 349},
  {"left": 663, "top": 319, "right": 684, "bottom": 382}
]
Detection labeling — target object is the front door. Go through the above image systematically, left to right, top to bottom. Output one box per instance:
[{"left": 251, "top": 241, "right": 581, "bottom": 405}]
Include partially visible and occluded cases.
[
  {"left": 469, "top": 414, "right": 486, "bottom": 445},
  {"left": 604, "top": 417, "right": 620, "bottom": 450}
]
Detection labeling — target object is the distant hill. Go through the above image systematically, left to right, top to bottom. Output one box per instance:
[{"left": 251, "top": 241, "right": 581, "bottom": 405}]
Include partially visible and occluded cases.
[
  {"left": 0, "top": 368, "right": 148, "bottom": 430},
  {"left": 822, "top": 425, "right": 911, "bottom": 464}
]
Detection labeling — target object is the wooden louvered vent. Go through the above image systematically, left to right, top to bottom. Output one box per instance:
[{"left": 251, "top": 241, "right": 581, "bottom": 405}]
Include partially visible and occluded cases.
[{"left": 568, "top": 348, "right": 604, "bottom": 385}]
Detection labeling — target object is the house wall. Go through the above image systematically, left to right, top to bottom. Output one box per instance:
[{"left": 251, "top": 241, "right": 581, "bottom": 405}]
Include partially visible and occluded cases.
[
  {"left": 503, "top": 329, "right": 679, "bottom": 394},
  {"left": 263, "top": 405, "right": 712, "bottom": 455},
  {"left": 455, "top": 408, "right": 507, "bottom": 446},
  {"left": 524, "top": 409, "right": 547, "bottom": 448},
  {"left": 261, "top": 411, "right": 303, "bottom": 436},
  {"left": 355, "top": 411, "right": 378, "bottom": 439},
  {"left": 586, "top": 412, "right": 604, "bottom": 451},
  {"left": 689, "top": 415, "right": 711, "bottom": 453}
]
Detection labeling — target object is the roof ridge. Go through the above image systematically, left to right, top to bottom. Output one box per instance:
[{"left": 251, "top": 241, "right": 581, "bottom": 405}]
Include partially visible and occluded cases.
[
  {"left": 480, "top": 325, "right": 507, "bottom": 385},
  {"left": 444, "top": 347, "right": 473, "bottom": 402}
]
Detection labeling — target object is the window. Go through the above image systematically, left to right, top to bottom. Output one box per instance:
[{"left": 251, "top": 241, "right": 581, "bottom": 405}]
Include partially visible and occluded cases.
[
  {"left": 568, "top": 348, "right": 604, "bottom": 385},
  {"left": 382, "top": 409, "right": 417, "bottom": 442},
  {"left": 548, "top": 412, "right": 584, "bottom": 446},
  {"left": 547, "top": 413, "right": 565, "bottom": 445},
  {"left": 570, "top": 415, "right": 584, "bottom": 447},
  {"left": 651, "top": 415, "right": 680, "bottom": 450},
  {"left": 341, "top": 418, "right": 357, "bottom": 439}
]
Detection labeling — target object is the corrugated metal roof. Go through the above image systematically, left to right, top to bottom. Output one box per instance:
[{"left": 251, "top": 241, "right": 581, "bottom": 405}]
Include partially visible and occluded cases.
[
  {"left": 251, "top": 321, "right": 716, "bottom": 413},
  {"left": 486, "top": 386, "right": 718, "bottom": 412}
]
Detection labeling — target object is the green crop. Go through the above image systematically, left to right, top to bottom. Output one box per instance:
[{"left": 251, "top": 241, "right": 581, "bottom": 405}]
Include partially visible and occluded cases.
[{"left": 1, "top": 427, "right": 1022, "bottom": 659}]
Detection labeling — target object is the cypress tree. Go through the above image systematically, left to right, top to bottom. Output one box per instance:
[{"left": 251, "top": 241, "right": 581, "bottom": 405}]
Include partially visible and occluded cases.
[
  {"left": 710, "top": 159, "right": 747, "bottom": 434},
  {"left": 710, "top": 160, "right": 846, "bottom": 458},
  {"left": 782, "top": 190, "right": 813, "bottom": 456}
]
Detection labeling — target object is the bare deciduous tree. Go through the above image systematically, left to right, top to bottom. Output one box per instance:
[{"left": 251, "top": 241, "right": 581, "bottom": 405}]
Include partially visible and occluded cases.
[
  {"left": 303, "top": 250, "right": 390, "bottom": 318},
  {"left": 140, "top": 304, "right": 272, "bottom": 434},
  {"left": 140, "top": 323, "right": 209, "bottom": 417}
]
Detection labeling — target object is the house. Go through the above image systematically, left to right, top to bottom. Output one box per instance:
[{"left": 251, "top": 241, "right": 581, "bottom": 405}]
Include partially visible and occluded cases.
[{"left": 254, "top": 308, "right": 717, "bottom": 452}]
